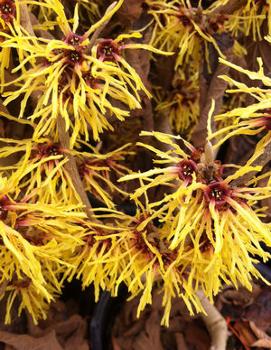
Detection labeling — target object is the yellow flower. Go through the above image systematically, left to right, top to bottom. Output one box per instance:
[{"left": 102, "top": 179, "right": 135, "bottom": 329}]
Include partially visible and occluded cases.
[
  {"left": 1, "top": 0, "right": 171, "bottom": 146},
  {"left": 146, "top": 0, "right": 226, "bottom": 69},
  {"left": 225, "top": 0, "right": 270, "bottom": 40},
  {"left": 210, "top": 57, "right": 271, "bottom": 152},
  {"left": 156, "top": 71, "right": 199, "bottom": 133},
  {"left": 119, "top": 131, "right": 203, "bottom": 203},
  {"left": 120, "top": 131, "right": 271, "bottom": 307},
  {"left": 0, "top": 136, "right": 132, "bottom": 207},
  {"left": 0, "top": 137, "right": 80, "bottom": 205},
  {"left": 75, "top": 142, "right": 132, "bottom": 208},
  {"left": 0, "top": 173, "right": 86, "bottom": 323},
  {"left": 170, "top": 175, "right": 271, "bottom": 300},
  {"left": 61, "top": 204, "right": 205, "bottom": 326},
  {"left": 97, "top": 207, "right": 205, "bottom": 326},
  {"left": 62, "top": 216, "right": 127, "bottom": 302},
  {"left": 2, "top": 278, "right": 54, "bottom": 324}
]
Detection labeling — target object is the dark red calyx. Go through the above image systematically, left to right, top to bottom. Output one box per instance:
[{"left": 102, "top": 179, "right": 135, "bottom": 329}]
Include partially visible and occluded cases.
[
  {"left": 65, "top": 33, "right": 83, "bottom": 46},
  {"left": 83, "top": 73, "right": 100, "bottom": 88},
  {"left": 259, "top": 116, "right": 271, "bottom": 130},
  {"left": 35, "top": 143, "right": 62, "bottom": 157},
  {"left": 0, "top": 196, "right": 9, "bottom": 220},
  {"left": 13, "top": 278, "right": 31, "bottom": 289}
]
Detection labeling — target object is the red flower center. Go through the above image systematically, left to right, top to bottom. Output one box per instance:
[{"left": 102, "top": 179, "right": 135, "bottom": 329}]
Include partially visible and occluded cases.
[
  {"left": 0, "top": 0, "right": 15, "bottom": 22},
  {"left": 65, "top": 33, "right": 83, "bottom": 46},
  {"left": 97, "top": 39, "right": 121, "bottom": 62},
  {"left": 66, "top": 49, "right": 83, "bottom": 65},
  {"left": 177, "top": 159, "right": 197, "bottom": 183},
  {"left": 205, "top": 182, "right": 230, "bottom": 208}
]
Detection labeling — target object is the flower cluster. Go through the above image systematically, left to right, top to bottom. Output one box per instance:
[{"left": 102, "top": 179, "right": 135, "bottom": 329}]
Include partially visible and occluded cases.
[
  {"left": 0, "top": 0, "right": 171, "bottom": 323},
  {"left": 1, "top": 0, "right": 271, "bottom": 330},
  {"left": 1, "top": 0, "right": 170, "bottom": 145},
  {"left": 144, "top": 0, "right": 270, "bottom": 138},
  {"left": 210, "top": 56, "right": 271, "bottom": 156},
  {"left": 156, "top": 71, "right": 199, "bottom": 134},
  {"left": 120, "top": 132, "right": 271, "bottom": 321},
  {"left": 0, "top": 174, "right": 86, "bottom": 323}
]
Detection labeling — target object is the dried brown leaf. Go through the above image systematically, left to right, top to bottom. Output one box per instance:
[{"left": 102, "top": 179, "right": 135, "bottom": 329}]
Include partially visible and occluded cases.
[
  {"left": 220, "top": 288, "right": 254, "bottom": 307},
  {"left": 243, "top": 289, "right": 271, "bottom": 330},
  {"left": 133, "top": 311, "right": 163, "bottom": 350},
  {"left": 26, "top": 313, "right": 89, "bottom": 350},
  {"left": 184, "top": 321, "right": 210, "bottom": 350},
  {"left": 249, "top": 321, "right": 271, "bottom": 341},
  {"left": 0, "top": 330, "right": 63, "bottom": 350},
  {"left": 175, "top": 333, "right": 188, "bottom": 350}
]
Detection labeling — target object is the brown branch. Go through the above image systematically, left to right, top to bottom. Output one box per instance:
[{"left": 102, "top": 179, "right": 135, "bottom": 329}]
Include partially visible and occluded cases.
[
  {"left": 210, "top": 0, "right": 247, "bottom": 16},
  {"left": 29, "top": 13, "right": 54, "bottom": 40},
  {"left": 191, "top": 55, "right": 232, "bottom": 149},
  {"left": 232, "top": 139, "right": 271, "bottom": 187},
  {"left": 197, "top": 291, "right": 228, "bottom": 350}
]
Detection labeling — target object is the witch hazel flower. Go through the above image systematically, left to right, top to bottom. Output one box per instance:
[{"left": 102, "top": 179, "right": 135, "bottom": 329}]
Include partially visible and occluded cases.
[
  {"left": 1, "top": 0, "right": 172, "bottom": 146},
  {"left": 146, "top": 0, "right": 228, "bottom": 69},
  {"left": 210, "top": 57, "right": 271, "bottom": 155},
  {"left": 120, "top": 131, "right": 271, "bottom": 311},
  {"left": 0, "top": 135, "right": 132, "bottom": 207},
  {"left": 0, "top": 173, "right": 86, "bottom": 323}
]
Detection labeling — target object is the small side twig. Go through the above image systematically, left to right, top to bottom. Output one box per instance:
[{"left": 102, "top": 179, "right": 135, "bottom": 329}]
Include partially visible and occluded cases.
[
  {"left": 19, "top": 2, "right": 35, "bottom": 36},
  {"left": 57, "top": 116, "right": 95, "bottom": 219},
  {"left": 197, "top": 291, "right": 228, "bottom": 350}
]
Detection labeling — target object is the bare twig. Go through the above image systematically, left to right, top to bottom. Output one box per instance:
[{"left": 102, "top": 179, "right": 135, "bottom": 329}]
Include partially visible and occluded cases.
[
  {"left": 88, "top": 1, "right": 118, "bottom": 49},
  {"left": 19, "top": 2, "right": 35, "bottom": 36},
  {"left": 197, "top": 291, "right": 228, "bottom": 350}
]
